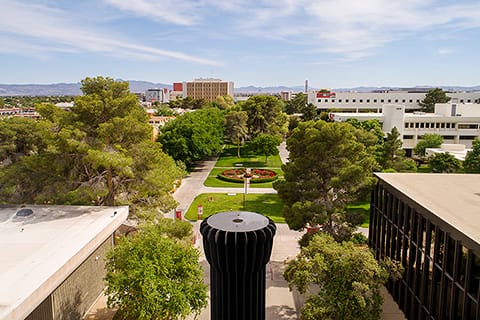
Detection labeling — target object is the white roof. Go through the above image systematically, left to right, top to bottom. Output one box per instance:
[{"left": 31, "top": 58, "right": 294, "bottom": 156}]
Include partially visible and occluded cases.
[{"left": 0, "top": 205, "right": 128, "bottom": 320}]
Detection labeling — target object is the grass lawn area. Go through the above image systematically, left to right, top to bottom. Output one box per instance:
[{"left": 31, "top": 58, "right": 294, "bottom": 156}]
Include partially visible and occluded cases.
[
  {"left": 215, "top": 146, "right": 283, "bottom": 168},
  {"left": 204, "top": 167, "right": 283, "bottom": 188},
  {"left": 184, "top": 193, "right": 285, "bottom": 223},
  {"left": 346, "top": 201, "right": 370, "bottom": 228}
]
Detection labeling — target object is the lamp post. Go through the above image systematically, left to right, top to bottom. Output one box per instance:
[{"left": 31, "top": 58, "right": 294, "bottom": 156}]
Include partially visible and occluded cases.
[{"left": 243, "top": 168, "right": 252, "bottom": 210}]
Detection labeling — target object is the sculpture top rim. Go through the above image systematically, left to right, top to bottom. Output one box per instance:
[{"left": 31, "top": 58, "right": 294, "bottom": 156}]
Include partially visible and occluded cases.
[{"left": 206, "top": 211, "right": 270, "bottom": 232}]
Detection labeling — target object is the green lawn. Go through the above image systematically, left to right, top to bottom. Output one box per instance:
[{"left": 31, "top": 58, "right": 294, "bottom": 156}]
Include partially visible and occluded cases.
[
  {"left": 203, "top": 145, "right": 284, "bottom": 188},
  {"left": 215, "top": 146, "right": 283, "bottom": 168},
  {"left": 184, "top": 193, "right": 285, "bottom": 223},
  {"left": 346, "top": 201, "right": 370, "bottom": 228}
]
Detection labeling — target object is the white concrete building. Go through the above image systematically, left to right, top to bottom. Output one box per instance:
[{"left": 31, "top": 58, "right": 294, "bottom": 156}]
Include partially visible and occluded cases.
[
  {"left": 308, "top": 90, "right": 480, "bottom": 112},
  {"left": 329, "top": 102, "right": 480, "bottom": 153},
  {"left": 0, "top": 205, "right": 128, "bottom": 320}
]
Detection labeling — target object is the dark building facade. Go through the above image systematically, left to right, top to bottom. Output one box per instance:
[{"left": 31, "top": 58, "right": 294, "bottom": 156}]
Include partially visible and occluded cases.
[{"left": 369, "top": 173, "right": 480, "bottom": 320}]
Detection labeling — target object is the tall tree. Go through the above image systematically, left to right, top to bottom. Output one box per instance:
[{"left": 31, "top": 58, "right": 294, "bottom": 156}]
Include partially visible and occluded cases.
[
  {"left": 0, "top": 77, "right": 182, "bottom": 217},
  {"left": 419, "top": 88, "right": 451, "bottom": 113},
  {"left": 284, "top": 92, "right": 307, "bottom": 114},
  {"left": 210, "top": 95, "right": 235, "bottom": 110},
  {"left": 242, "top": 95, "right": 288, "bottom": 138},
  {"left": 158, "top": 108, "right": 225, "bottom": 164},
  {"left": 225, "top": 110, "right": 248, "bottom": 157},
  {"left": 273, "top": 121, "right": 376, "bottom": 238},
  {"left": 381, "top": 127, "right": 416, "bottom": 172},
  {"left": 413, "top": 133, "right": 443, "bottom": 157},
  {"left": 250, "top": 134, "right": 281, "bottom": 164},
  {"left": 464, "top": 138, "right": 480, "bottom": 173},
  {"left": 429, "top": 152, "right": 462, "bottom": 173},
  {"left": 105, "top": 220, "right": 208, "bottom": 320},
  {"left": 284, "top": 233, "right": 399, "bottom": 320}
]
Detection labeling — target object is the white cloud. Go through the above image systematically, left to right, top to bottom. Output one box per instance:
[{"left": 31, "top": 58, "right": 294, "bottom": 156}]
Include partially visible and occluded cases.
[
  {"left": 0, "top": 0, "right": 221, "bottom": 65},
  {"left": 438, "top": 48, "right": 455, "bottom": 55}
]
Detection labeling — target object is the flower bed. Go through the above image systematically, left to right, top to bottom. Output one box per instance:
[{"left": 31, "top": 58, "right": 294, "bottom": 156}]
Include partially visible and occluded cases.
[{"left": 217, "top": 168, "right": 278, "bottom": 184}]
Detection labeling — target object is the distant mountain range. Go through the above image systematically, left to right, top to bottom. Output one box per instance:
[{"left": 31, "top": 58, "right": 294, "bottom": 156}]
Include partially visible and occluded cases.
[{"left": 0, "top": 80, "right": 479, "bottom": 96}]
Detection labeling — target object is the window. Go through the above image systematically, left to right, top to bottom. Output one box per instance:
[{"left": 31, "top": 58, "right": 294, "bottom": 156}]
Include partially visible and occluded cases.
[
  {"left": 318, "top": 99, "right": 322, "bottom": 102},
  {"left": 325, "top": 99, "right": 329, "bottom": 103},
  {"left": 338, "top": 99, "right": 342, "bottom": 103},
  {"left": 346, "top": 99, "right": 349, "bottom": 103},
  {"left": 352, "top": 99, "right": 356, "bottom": 103},
  {"left": 359, "top": 99, "right": 363, "bottom": 103},
  {"left": 367, "top": 99, "right": 370, "bottom": 103},
  {"left": 374, "top": 99, "right": 377, "bottom": 103},
  {"left": 381, "top": 99, "right": 385, "bottom": 103},
  {"left": 388, "top": 99, "right": 391, "bottom": 103},
  {"left": 395, "top": 99, "right": 399, "bottom": 103},
  {"left": 402, "top": 99, "right": 406, "bottom": 103},
  {"left": 409, "top": 99, "right": 413, "bottom": 103},
  {"left": 416, "top": 99, "right": 420, "bottom": 103},
  {"left": 460, "top": 99, "right": 464, "bottom": 103},
  {"left": 467, "top": 99, "right": 471, "bottom": 103},
  {"left": 405, "top": 123, "right": 409, "bottom": 128},
  {"left": 415, "top": 123, "right": 420, "bottom": 128},
  {"left": 420, "top": 123, "right": 425, "bottom": 128},
  {"left": 425, "top": 123, "right": 430, "bottom": 128},
  {"left": 436, "top": 123, "right": 440, "bottom": 128},
  {"left": 441, "top": 123, "right": 445, "bottom": 128},
  {"left": 446, "top": 123, "right": 451, "bottom": 128},
  {"left": 458, "top": 124, "right": 479, "bottom": 129},
  {"left": 403, "top": 135, "right": 414, "bottom": 139},
  {"left": 442, "top": 135, "right": 455, "bottom": 140},
  {"left": 460, "top": 135, "right": 476, "bottom": 140}
]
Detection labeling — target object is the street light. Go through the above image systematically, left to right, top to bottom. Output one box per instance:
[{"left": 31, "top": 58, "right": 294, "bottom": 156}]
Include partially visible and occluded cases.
[{"left": 243, "top": 168, "right": 252, "bottom": 210}]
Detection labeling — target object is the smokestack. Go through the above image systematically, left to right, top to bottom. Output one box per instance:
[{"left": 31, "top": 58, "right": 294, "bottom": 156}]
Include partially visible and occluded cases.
[
  {"left": 305, "top": 79, "right": 308, "bottom": 93},
  {"left": 201, "top": 211, "right": 276, "bottom": 320}
]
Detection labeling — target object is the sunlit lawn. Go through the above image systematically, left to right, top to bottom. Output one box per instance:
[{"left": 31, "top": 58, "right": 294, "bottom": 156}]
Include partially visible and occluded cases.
[
  {"left": 203, "top": 145, "right": 284, "bottom": 188},
  {"left": 215, "top": 146, "right": 283, "bottom": 168},
  {"left": 184, "top": 193, "right": 285, "bottom": 223}
]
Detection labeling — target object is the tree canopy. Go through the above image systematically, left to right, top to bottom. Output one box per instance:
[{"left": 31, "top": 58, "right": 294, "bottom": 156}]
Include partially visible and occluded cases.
[
  {"left": 0, "top": 77, "right": 182, "bottom": 217},
  {"left": 418, "top": 88, "right": 451, "bottom": 113},
  {"left": 284, "top": 92, "right": 307, "bottom": 114},
  {"left": 242, "top": 95, "right": 288, "bottom": 139},
  {"left": 158, "top": 108, "right": 225, "bottom": 165},
  {"left": 225, "top": 110, "right": 248, "bottom": 157},
  {"left": 273, "top": 120, "right": 376, "bottom": 237},
  {"left": 381, "top": 127, "right": 416, "bottom": 172},
  {"left": 413, "top": 133, "right": 443, "bottom": 157},
  {"left": 250, "top": 134, "right": 281, "bottom": 164},
  {"left": 464, "top": 138, "right": 480, "bottom": 173},
  {"left": 429, "top": 152, "right": 462, "bottom": 173},
  {"left": 105, "top": 220, "right": 208, "bottom": 319},
  {"left": 284, "top": 233, "right": 397, "bottom": 320}
]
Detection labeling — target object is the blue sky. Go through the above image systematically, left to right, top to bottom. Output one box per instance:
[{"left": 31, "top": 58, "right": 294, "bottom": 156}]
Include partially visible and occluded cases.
[{"left": 1, "top": 0, "right": 479, "bottom": 88}]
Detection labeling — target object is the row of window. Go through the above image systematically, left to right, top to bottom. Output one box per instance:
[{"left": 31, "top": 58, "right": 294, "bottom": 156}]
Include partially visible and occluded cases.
[
  {"left": 318, "top": 98, "right": 480, "bottom": 104},
  {"left": 405, "top": 122, "right": 458, "bottom": 129},
  {"left": 403, "top": 135, "right": 477, "bottom": 140},
  {"left": 370, "top": 184, "right": 480, "bottom": 319}
]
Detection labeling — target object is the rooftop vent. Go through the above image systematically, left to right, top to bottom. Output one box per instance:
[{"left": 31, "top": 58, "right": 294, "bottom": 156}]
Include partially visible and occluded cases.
[{"left": 16, "top": 208, "right": 33, "bottom": 217}]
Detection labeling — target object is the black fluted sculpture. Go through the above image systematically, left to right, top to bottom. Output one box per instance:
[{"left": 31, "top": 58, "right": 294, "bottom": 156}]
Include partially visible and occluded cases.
[{"left": 200, "top": 211, "right": 276, "bottom": 320}]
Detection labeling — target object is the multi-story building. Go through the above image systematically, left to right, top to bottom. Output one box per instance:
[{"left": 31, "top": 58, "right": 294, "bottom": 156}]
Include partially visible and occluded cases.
[
  {"left": 183, "top": 78, "right": 234, "bottom": 102},
  {"left": 145, "top": 88, "right": 170, "bottom": 103},
  {"left": 308, "top": 90, "right": 480, "bottom": 112},
  {"left": 329, "top": 102, "right": 480, "bottom": 154},
  {"left": 370, "top": 173, "right": 480, "bottom": 319}
]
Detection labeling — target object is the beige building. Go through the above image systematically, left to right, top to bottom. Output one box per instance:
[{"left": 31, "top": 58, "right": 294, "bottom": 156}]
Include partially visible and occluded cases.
[{"left": 183, "top": 78, "right": 234, "bottom": 102}]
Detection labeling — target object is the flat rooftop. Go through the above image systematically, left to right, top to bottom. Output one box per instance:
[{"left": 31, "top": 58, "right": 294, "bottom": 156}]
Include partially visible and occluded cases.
[
  {"left": 375, "top": 173, "right": 480, "bottom": 245},
  {"left": 0, "top": 205, "right": 128, "bottom": 320}
]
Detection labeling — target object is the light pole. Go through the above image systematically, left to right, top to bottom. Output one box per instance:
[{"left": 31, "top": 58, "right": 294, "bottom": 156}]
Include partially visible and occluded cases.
[{"left": 243, "top": 168, "right": 252, "bottom": 210}]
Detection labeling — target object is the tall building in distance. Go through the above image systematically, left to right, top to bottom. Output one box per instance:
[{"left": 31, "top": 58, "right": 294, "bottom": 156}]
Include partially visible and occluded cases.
[
  {"left": 183, "top": 78, "right": 234, "bottom": 102},
  {"left": 145, "top": 88, "right": 170, "bottom": 103}
]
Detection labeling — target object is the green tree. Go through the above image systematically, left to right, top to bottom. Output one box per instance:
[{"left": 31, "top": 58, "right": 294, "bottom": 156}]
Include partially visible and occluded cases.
[
  {"left": 0, "top": 77, "right": 182, "bottom": 217},
  {"left": 419, "top": 88, "right": 451, "bottom": 113},
  {"left": 284, "top": 92, "right": 307, "bottom": 114},
  {"left": 210, "top": 95, "right": 235, "bottom": 110},
  {"left": 242, "top": 95, "right": 288, "bottom": 138},
  {"left": 300, "top": 103, "right": 318, "bottom": 121},
  {"left": 155, "top": 105, "right": 176, "bottom": 116},
  {"left": 158, "top": 108, "right": 225, "bottom": 164},
  {"left": 225, "top": 110, "right": 248, "bottom": 157},
  {"left": 346, "top": 119, "right": 384, "bottom": 166},
  {"left": 273, "top": 121, "right": 376, "bottom": 240},
  {"left": 381, "top": 127, "right": 416, "bottom": 172},
  {"left": 414, "top": 133, "right": 443, "bottom": 157},
  {"left": 250, "top": 134, "right": 281, "bottom": 164},
  {"left": 464, "top": 138, "right": 480, "bottom": 173},
  {"left": 429, "top": 152, "right": 462, "bottom": 173},
  {"left": 105, "top": 220, "right": 208, "bottom": 320},
  {"left": 284, "top": 233, "right": 399, "bottom": 320}
]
